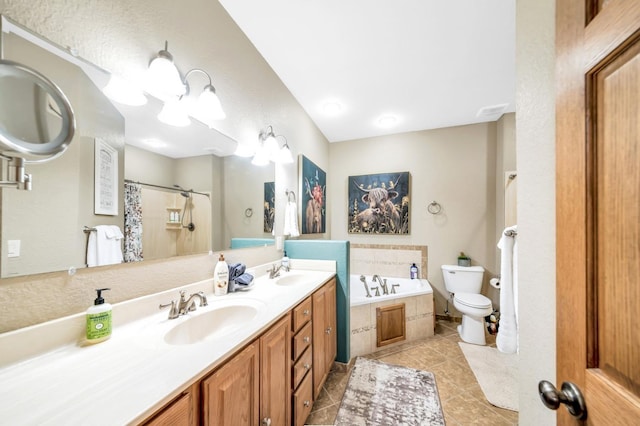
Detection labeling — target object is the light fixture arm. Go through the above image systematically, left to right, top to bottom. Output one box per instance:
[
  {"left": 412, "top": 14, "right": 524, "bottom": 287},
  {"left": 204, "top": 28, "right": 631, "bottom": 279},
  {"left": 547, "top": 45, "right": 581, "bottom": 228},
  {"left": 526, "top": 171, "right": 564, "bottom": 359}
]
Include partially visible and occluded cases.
[{"left": 182, "top": 68, "right": 215, "bottom": 97}]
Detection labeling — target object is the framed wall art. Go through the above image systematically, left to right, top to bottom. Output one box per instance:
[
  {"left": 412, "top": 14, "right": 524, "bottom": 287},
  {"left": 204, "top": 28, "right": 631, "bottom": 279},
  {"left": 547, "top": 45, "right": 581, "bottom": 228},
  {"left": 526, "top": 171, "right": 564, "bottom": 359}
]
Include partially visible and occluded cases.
[
  {"left": 94, "top": 138, "right": 118, "bottom": 215},
  {"left": 300, "top": 155, "right": 326, "bottom": 234},
  {"left": 348, "top": 171, "right": 410, "bottom": 234},
  {"left": 263, "top": 181, "right": 275, "bottom": 233}
]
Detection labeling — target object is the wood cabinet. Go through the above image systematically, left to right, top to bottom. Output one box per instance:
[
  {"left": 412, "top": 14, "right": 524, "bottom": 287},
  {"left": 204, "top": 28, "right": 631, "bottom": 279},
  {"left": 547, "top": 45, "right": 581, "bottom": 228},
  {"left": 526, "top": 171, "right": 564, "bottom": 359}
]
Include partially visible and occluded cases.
[
  {"left": 142, "top": 277, "right": 335, "bottom": 426},
  {"left": 312, "top": 277, "right": 337, "bottom": 399},
  {"left": 291, "top": 296, "right": 314, "bottom": 425},
  {"left": 376, "top": 303, "right": 406, "bottom": 347},
  {"left": 260, "top": 314, "right": 291, "bottom": 426},
  {"left": 201, "top": 341, "right": 260, "bottom": 426},
  {"left": 142, "top": 384, "right": 198, "bottom": 426}
]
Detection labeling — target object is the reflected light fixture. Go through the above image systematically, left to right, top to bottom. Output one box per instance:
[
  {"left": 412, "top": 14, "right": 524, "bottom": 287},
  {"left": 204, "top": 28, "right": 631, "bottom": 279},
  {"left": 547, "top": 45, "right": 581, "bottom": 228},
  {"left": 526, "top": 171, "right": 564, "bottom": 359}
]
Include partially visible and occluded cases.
[
  {"left": 148, "top": 41, "right": 226, "bottom": 127},
  {"left": 102, "top": 74, "right": 147, "bottom": 106},
  {"left": 251, "top": 125, "right": 294, "bottom": 166}
]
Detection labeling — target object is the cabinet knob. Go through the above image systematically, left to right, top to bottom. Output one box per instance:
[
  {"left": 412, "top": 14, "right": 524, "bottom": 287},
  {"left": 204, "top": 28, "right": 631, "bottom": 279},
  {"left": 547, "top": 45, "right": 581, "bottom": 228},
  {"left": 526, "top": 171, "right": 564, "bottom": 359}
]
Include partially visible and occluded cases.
[
  {"left": 303, "top": 309, "right": 310, "bottom": 316},
  {"left": 325, "top": 326, "right": 332, "bottom": 334},
  {"left": 303, "top": 336, "right": 310, "bottom": 343},
  {"left": 304, "top": 363, "right": 310, "bottom": 370},
  {"left": 303, "top": 400, "right": 310, "bottom": 407},
  {"left": 262, "top": 418, "right": 272, "bottom": 426}
]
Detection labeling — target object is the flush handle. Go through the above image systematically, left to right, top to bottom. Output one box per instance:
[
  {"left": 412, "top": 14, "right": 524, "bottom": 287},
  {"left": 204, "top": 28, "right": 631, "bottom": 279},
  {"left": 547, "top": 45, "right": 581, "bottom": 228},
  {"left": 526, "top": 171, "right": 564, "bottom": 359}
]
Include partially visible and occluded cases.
[{"left": 538, "top": 380, "right": 587, "bottom": 420}]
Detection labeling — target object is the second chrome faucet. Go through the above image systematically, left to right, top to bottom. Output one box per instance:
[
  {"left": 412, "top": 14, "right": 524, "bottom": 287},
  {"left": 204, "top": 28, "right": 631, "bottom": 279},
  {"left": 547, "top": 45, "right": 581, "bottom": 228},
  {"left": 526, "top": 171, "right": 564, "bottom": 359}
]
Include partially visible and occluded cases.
[{"left": 160, "top": 290, "right": 208, "bottom": 319}]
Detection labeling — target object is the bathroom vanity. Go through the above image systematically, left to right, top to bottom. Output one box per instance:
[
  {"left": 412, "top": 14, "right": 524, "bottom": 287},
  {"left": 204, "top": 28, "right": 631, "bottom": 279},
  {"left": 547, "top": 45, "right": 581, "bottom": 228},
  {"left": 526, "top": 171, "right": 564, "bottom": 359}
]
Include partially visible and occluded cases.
[{"left": 0, "top": 260, "right": 336, "bottom": 426}]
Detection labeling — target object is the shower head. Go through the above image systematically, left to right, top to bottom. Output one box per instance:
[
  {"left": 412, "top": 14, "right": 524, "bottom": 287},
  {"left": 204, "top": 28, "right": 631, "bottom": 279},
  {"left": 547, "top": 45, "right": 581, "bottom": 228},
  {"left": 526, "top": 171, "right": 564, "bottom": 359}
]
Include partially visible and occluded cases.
[{"left": 173, "top": 184, "right": 190, "bottom": 198}]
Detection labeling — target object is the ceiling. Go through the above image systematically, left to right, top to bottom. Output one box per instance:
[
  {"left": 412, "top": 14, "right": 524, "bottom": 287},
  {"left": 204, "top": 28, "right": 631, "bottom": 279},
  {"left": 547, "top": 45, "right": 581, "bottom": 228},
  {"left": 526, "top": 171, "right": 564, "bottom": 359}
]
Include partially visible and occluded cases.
[{"left": 219, "top": 0, "right": 516, "bottom": 143}]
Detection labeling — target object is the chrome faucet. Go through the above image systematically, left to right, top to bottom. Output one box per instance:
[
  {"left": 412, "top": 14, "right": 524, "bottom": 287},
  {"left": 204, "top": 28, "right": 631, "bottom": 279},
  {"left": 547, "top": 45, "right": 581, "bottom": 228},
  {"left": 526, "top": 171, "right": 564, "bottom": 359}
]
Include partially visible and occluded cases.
[
  {"left": 268, "top": 264, "right": 282, "bottom": 279},
  {"left": 372, "top": 274, "right": 389, "bottom": 295},
  {"left": 360, "top": 275, "right": 372, "bottom": 298},
  {"left": 159, "top": 290, "right": 208, "bottom": 319}
]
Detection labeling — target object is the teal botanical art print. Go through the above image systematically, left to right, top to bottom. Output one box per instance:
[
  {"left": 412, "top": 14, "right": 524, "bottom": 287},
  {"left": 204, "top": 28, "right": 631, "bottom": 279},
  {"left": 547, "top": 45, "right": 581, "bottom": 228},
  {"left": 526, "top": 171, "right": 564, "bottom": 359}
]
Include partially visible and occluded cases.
[
  {"left": 300, "top": 155, "right": 326, "bottom": 234},
  {"left": 348, "top": 172, "right": 410, "bottom": 234},
  {"left": 264, "top": 181, "right": 275, "bottom": 233}
]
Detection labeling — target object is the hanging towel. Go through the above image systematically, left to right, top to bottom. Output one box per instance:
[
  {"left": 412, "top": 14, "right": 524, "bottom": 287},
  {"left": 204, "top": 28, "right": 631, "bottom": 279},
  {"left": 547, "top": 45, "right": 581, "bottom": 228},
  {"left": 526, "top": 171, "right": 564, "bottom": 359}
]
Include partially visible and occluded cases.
[
  {"left": 283, "top": 200, "right": 300, "bottom": 237},
  {"left": 87, "top": 225, "right": 124, "bottom": 267},
  {"left": 496, "top": 225, "right": 518, "bottom": 354}
]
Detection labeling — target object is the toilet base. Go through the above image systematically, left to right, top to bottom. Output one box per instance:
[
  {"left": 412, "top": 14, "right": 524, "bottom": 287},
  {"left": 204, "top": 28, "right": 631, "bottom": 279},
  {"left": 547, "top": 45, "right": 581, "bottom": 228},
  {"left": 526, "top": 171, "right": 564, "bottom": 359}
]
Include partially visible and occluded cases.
[{"left": 457, "top": 314, "right": 487, "bottom": 346}]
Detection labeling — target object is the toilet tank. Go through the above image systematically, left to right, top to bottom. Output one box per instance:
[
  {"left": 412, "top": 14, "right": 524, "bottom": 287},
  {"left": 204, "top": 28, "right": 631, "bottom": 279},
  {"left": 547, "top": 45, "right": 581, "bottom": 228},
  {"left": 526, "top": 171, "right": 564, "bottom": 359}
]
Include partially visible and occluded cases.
[{"left": 441, "top": 264, "right": 485, "bottom": 294}]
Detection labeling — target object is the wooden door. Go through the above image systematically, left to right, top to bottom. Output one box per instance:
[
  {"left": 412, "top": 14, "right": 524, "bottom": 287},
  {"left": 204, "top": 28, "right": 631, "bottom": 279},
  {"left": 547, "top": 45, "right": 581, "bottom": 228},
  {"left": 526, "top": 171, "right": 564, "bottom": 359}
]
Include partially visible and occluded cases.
[
  {"left": 556, "top": 0, "right": 640, "bottom": 423},
  {"left": 260, "top": 314, "right": 291, "bottom": 426},
  {"left": 201, "top": 342, "right": 260, "bottom": 426}
]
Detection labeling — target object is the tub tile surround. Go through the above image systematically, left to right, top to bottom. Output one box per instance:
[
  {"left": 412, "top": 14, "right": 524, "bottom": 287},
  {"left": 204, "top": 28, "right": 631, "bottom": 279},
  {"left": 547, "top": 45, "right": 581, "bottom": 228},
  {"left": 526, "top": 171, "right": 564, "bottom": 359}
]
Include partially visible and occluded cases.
[
  {"left": 350, "top": 244, "right": 433, "bottom": 358},
  {"left": 350, "top": 244, "right": 427, "bottom": 279},
  {"left": 0, "top": 260, "right": 336, "bottom": 424}
]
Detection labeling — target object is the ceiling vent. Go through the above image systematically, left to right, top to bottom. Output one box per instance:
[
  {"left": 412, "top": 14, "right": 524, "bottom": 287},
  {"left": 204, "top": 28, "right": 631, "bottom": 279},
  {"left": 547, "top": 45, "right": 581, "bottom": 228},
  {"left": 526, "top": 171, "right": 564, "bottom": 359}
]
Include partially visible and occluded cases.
[{"left": 477, "top": 103, "right": 509, "bottom": 117}]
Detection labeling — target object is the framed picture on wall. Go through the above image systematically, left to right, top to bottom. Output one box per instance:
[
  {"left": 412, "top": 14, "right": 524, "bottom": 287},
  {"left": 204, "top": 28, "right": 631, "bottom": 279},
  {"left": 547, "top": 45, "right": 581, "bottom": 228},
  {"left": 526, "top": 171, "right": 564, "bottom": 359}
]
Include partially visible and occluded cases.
[
  {"left": 94, "top": 138, "right": 118, "bottom": 215},
  {"left": 300, "top": 155, "right": 326, "bottom": 234},
  {"left": 348, "top": 171, "right": 410, "bottom": 234},
  {"left": 264, "top": 181, "right": 275, "bottom": 233}
]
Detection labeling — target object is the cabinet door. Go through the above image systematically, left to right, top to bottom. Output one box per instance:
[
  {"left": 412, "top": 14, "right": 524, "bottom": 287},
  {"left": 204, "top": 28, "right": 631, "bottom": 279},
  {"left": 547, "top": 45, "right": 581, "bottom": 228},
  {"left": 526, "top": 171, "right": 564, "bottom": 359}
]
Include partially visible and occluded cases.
[
  {"left": 312, "top": 278, "right": 337, "bottom": 399},
  {"left": 260, "top": 314, "right": 291, "bottom": 426},
  {"left": 202, "top": 341, "right": 259, "bottom": 426},
  {"left": 143, "top": 389, "right": 195, "bottom": 426}
]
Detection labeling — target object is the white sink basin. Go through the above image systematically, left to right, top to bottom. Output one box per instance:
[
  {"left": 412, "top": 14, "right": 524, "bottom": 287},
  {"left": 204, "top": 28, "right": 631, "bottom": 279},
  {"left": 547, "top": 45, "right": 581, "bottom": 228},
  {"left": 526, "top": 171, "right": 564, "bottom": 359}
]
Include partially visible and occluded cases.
[
  {"left": 275, "top": 272, "right": 310, "bottom": 286},
  {"left": 164, "top": 299, "right": 266, "bottom": 346}
]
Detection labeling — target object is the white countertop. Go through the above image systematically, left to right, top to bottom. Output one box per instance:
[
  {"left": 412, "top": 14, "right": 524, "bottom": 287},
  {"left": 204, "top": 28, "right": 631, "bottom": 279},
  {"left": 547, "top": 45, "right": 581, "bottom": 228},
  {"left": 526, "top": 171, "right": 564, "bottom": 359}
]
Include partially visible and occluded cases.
[{"left": 0, "top": 260, "right": 336, "bottom": 425}]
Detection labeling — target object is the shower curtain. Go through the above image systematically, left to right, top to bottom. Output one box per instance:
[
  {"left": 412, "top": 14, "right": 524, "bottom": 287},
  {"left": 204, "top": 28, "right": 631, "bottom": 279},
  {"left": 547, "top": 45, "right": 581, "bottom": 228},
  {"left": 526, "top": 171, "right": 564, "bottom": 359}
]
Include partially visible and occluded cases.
[{"left": 124, "top": 182, "right": 143, "bottom": 262}]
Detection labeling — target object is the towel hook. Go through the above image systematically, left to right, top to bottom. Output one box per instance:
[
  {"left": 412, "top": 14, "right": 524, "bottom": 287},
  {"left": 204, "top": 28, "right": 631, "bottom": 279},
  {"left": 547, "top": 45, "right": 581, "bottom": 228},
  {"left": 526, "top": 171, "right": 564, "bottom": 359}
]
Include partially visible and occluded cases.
[
  {"left": 286, "top": 189, "right": 296, "bottom": 202},
  {"left": 427, "top": 201, "right": 442, "bottom": 215}
]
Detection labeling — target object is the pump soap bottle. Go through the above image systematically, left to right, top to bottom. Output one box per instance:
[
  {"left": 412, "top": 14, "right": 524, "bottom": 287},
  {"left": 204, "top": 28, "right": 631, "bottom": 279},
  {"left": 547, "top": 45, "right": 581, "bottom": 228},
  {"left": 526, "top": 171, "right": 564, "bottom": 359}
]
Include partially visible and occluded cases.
[
  {"left": 214, "top": 253, "right": 229, "bottom": 295},
  {"left": 410, "top": 263, "right": 419, "bottom": 279},
  {"left": 86, "top": 288, "right": 112, "bottom": 344}
]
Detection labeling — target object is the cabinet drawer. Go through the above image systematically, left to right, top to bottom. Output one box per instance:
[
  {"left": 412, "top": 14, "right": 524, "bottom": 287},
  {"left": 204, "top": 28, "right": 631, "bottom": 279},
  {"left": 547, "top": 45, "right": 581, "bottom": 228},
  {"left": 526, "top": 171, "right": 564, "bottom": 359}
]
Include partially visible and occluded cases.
[
  {"left": 292, "top": 297, "right": 312, "bottom": 332},
  {"left": 292, "top": 320, "right": 312, "bottom": 361},
  {"left": 292, "top": 346, "right": 312, "bottom": 390},
  {"left": 292, "top": 369, "right": 313, "bottom": 426}
]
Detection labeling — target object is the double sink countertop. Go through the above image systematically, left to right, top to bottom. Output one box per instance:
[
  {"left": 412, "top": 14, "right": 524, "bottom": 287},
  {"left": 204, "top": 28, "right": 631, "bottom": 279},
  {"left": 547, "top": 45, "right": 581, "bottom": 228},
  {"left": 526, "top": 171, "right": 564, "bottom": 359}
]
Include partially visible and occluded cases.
[{"left": 0, "top": 259, "right": 336, "bottom": 425}]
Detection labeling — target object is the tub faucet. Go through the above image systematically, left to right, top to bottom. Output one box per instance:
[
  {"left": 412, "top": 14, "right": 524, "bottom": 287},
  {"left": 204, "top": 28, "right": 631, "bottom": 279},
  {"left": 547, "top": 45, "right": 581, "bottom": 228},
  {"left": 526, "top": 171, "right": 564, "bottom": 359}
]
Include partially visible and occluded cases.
[
  {"left": 372, "top": 274, "right": 389, "bottom": 295},
  {"left": 359, "top": 275, "right": 372, "bottom": 298}
]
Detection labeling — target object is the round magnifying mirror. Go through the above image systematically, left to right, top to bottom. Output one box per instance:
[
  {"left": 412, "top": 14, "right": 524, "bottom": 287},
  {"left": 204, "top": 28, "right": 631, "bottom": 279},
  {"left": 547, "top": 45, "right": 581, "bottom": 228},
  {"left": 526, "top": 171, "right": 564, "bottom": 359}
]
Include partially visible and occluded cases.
[{"left": 0, "top": 59, "right": 75, "bottom": 162}]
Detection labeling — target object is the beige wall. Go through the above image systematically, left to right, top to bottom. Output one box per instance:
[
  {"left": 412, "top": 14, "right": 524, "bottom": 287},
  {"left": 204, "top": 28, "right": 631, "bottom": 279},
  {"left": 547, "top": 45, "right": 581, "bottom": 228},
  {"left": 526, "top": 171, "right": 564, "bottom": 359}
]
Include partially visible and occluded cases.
[
  {"left": 516, "top": 0, "right": 556, "bottom": 424},
  {"left": 329, "top": 122, "right": 501, "bottom": 315}
]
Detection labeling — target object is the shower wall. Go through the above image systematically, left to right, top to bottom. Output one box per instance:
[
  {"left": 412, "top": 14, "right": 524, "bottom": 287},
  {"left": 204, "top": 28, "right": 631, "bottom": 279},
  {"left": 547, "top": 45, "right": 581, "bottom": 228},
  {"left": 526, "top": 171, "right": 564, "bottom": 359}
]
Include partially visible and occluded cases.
[{"left": 141, "top": 188, "right": 212, "bottom": 261}]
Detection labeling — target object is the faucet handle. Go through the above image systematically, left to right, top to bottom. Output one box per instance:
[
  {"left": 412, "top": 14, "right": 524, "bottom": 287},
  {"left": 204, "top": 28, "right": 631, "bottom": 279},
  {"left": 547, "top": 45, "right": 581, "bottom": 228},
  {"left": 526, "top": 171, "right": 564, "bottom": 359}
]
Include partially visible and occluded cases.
[
  {"left": 179, "top": 290, "right": 187, "bottom": 301},
  {"left": 197, "top": 291, "right": 208, "bottom": 306},
  {"left": 159, "top": 300, "right": 179, "bottom": 319}
]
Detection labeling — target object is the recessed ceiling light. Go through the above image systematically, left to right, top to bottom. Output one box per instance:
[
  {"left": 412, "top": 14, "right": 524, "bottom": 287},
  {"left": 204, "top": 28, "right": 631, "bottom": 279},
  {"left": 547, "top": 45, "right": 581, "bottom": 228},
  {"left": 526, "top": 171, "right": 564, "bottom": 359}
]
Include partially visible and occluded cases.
[
  {"left": 322, "top": 101, "right": 343, "bottom": 115},
  {"left": 376, "top": 115, "right": 398, "bottom": 128}
]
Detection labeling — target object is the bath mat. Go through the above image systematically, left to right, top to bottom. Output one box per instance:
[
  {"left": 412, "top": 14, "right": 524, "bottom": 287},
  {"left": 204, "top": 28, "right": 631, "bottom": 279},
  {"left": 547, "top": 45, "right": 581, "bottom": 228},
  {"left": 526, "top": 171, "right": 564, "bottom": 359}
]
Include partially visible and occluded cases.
[
  {"left": 459, "top": 342, "right": 519, "bottom": 411},
  {"left": 334, "top": 357, "right": 445, "bottom": 425}
]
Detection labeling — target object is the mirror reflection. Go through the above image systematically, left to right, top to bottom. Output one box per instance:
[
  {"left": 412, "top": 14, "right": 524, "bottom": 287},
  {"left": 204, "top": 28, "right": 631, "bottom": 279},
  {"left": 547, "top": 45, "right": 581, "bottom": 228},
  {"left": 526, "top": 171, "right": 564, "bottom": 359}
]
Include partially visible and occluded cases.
[{"left": 0, "top": 16, "right": 274, "bottom": 278}]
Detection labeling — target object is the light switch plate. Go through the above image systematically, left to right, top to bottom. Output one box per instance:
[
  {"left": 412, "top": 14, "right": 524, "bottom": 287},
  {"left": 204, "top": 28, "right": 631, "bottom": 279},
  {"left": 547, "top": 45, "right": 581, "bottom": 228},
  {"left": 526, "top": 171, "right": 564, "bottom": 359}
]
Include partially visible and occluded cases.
[{"left": 7, "top": 240, "right": 20, "bottom": 257}]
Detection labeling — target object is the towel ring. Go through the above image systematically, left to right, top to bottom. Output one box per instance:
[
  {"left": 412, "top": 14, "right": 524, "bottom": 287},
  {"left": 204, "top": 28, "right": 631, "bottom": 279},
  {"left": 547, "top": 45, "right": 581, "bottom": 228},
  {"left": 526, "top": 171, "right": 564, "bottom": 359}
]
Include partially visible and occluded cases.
[
  {"left": 286, "top": 189, "right": 296, "bottom": 202},
  {"left": 427, "top": 201, "right": 442, "bottom": 215},
  {"left": 244, "top": 208, "right": 253, "bottom": 217}
]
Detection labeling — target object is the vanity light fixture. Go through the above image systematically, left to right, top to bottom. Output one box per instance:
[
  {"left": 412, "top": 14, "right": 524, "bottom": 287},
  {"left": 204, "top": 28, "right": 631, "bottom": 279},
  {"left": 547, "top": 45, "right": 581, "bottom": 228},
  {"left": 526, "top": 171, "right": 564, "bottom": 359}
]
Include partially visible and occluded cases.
[
  {"left": 149, "top": 41, "right": 226, "bottom": 127},
  {"left": 251, "top": 125, "right": 294, "bottom": 166}
]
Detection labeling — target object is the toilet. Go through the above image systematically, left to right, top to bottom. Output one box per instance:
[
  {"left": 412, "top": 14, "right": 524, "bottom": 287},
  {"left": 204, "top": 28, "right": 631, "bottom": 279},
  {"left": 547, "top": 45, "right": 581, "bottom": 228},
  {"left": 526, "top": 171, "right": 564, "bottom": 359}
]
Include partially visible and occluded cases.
[{"left": 441, "top": 264, "right": 493, "bottom": 345}]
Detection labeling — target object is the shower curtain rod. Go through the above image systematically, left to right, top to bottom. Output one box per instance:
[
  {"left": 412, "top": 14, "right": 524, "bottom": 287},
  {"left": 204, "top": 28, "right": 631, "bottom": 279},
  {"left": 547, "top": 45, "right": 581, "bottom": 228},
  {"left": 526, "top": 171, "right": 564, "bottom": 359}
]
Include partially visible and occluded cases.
[{"left": 124, "top": 179, "right": 210, "bottom": 198}]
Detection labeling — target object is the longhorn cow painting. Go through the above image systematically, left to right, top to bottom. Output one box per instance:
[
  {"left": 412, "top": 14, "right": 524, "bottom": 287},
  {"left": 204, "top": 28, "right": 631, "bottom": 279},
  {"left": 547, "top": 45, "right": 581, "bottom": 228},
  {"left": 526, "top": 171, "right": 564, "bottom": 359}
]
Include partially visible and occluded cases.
[
  {"left": 300, "top": 155, "right": 326, "bottom": 234},
  {"left": 348, "top": 171, "right": 410, "bottom": 234}
]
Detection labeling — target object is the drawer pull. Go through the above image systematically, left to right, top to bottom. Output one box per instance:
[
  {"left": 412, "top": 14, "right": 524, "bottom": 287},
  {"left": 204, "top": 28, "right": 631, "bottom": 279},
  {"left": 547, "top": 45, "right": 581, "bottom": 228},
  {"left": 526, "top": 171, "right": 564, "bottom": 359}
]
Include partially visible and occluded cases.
[
  {"left": 303, "top": 309, "right": 310, "bottom": 316},
  {"left": 325, "top": 326, "right": 332, "bottom": 334},
  {"left": 303, "top": 336, "right": 310, "bottom": 343},
  {"left": 304, "top": 363, "right": 310, "bottom": 370},
  {"left": 303, "top": 400, "right": 310, "bottom": 408},
  {"left": 262, "top": 418, "right": 271, "bottom": 426}
]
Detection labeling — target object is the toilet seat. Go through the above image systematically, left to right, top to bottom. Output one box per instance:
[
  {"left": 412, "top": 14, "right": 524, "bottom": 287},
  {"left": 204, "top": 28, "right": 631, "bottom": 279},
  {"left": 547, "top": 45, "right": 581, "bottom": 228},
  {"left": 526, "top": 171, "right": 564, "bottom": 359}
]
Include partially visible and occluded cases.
[{"left": 454, "top": 292, "right": 492, "bottom": 309}]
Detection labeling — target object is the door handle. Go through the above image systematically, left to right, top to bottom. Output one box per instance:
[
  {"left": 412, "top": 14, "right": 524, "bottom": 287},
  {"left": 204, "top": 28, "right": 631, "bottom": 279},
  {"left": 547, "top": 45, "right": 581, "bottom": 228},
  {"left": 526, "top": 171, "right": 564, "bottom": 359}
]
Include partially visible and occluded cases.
[{"left": 538, "top": 380, "right": 587, "bottom": 420}]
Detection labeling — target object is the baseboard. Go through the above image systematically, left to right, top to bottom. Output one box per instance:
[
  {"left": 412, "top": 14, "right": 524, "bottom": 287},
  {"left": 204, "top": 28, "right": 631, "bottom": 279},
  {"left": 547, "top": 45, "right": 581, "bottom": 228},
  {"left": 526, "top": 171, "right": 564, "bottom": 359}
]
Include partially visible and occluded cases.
[{"left": 435, "top": 314, "right": 462, "bottom": 323}]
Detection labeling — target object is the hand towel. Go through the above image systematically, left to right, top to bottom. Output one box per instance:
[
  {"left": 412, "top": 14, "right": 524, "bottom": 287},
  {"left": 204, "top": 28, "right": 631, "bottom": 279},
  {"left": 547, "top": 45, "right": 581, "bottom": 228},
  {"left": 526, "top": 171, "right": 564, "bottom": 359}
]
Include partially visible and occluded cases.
[
  {"left": 284, "top": 200, "right": 300, "bottom": 237},
  {"left": 87, "top": 225, "right": 124, "bottom": 267},
  {"left": 496, "top": 225, "right": 518, "bottom": 354}
]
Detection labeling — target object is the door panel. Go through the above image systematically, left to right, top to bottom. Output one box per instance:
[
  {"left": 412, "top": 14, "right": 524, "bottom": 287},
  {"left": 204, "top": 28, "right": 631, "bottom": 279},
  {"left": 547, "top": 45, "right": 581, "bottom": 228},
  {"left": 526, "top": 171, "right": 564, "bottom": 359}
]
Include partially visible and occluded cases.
[{"left": 556, "top": 0, "right": 640, "bottom": 423}]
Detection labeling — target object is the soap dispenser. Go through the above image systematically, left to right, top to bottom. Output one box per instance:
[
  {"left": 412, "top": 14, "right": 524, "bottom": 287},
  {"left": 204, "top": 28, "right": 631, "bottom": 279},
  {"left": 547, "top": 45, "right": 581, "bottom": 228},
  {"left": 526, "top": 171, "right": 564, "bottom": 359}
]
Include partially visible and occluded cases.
[
  {"left": 281, "top": 250, "right": 290, "bottom": 272},
  {"left": 214, "top": 253, "right": 229, "bottom": 296},
  {"left": 86, "top": 288, "right": 112, "bottom": 344}
]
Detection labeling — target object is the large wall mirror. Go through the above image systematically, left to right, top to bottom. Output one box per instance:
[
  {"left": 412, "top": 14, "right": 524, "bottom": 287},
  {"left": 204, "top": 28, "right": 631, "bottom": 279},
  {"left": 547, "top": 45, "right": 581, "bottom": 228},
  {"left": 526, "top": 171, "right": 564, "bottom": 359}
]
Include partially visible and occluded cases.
[{"left": 0, "top": 16, "right": 275, "bottom": 278}]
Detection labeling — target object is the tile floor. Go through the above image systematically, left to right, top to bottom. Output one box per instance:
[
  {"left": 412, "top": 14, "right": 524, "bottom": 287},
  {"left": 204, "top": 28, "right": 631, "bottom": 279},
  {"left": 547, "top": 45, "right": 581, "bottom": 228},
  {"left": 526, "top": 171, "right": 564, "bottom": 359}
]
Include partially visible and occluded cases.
[{"left": 305, "top": 320, "right": 519, "bottom": 425}]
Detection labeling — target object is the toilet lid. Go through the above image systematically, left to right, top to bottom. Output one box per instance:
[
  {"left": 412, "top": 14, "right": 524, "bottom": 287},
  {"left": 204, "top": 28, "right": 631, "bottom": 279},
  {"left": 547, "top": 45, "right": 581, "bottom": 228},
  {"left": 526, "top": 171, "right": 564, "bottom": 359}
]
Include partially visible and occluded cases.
[{"left": 454, "top": 293, "right": 492, "bottom": 309}]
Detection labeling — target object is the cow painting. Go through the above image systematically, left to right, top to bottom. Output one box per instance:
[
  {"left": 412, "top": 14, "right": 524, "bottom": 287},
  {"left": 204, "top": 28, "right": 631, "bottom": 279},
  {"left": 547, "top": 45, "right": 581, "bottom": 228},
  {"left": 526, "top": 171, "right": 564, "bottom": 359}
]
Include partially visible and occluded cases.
[
  {"left": 301, "top": 156, "right": 326, "bottom": 234},
  {"left": 348, "top": 172, "right": 410, "bottom": 234}
]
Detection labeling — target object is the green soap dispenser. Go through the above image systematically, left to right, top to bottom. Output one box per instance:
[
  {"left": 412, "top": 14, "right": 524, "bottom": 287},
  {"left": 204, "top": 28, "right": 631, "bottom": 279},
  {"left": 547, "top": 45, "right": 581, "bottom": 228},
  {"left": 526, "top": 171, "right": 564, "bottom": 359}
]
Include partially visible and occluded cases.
[{"left": 86, "top": 288, "right": 112, "bottom": 344}]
